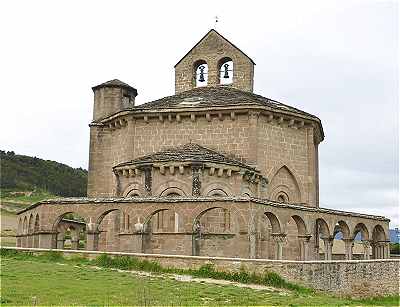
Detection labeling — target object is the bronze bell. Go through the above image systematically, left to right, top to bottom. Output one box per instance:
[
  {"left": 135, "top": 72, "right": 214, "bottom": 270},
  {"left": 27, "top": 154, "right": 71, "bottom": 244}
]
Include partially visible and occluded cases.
[
  {"left": 223, "top": 63, "right": 230, "bottom": 78},
  {"left": 198, "top": 65, "right": 205, "bottom": 82}
]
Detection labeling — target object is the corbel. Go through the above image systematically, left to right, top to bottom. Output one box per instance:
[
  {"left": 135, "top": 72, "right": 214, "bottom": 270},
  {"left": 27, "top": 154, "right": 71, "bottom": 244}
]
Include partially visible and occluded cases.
[
  {"left": 230, "top": 111, "right": 236, "bottom": 121},
  {"left": 190, "top": 113, "right": 196, "bottom": 122},
  {"left": 206, "top": 113, "right": 211, "bottom": 122},
  {"left": 218, "top": 113, "right": 223, "bottom": 121},
  {"left": 168, "top": 114, "right": 173, "bottom": 122},
  {"left": 176, "top": 114, "right": 181, "bottom": 123},
  {"left": 266, "top": 114, "right": 274, "bottom": 123},
  {"left": 144, "top": 115, "right": 148, "bottom": 123},
  {"left": 158, "top": 115, "right": 164, "bottom": 122},
  {"left": 277, "top": 116, "right": 284, "bottom": 125},
  {"left": 288, "top": 119, "right": 295, "bottom": 128},
  {"left": 159, "top": 165, "right": 165, "bottom": 175},
  {"left": 169, "top": 165, "right": 175, "bottom": 175},
  {"left": 179, "top": 165, "right": 184, "bottom": 175},
  {"left": 209, "top": 167, "right": 215, "bottom": 176},
  {"left": 217, "top": 168, "right": 224, "bottom": 177},
  {"left": 227, "top": 169, "right": 232, "bottom": 177}
]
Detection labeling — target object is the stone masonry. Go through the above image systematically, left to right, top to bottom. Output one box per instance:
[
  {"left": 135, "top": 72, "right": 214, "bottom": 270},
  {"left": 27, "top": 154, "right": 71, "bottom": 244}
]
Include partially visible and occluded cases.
[{"left": 17, "top": 29, "right": 391, "bottom": 263}]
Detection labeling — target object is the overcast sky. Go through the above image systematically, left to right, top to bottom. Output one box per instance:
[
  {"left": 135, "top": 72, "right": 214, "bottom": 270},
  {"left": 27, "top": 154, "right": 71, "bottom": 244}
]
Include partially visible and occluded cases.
[{"left": 0, "top": 0, "right": 398, "bottom": 227}]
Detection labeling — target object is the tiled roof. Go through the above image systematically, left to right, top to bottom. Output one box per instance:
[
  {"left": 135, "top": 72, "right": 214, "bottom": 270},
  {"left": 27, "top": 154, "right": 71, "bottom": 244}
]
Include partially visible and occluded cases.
[
  {"left": 92, "top": 79, "right": 137, "bottom": 93},
  {"left": 135, "top": 86, "right": 316, "bottom": 118},
  {"left": 115, "top": 143, "right": 256, "bottom": 170}
]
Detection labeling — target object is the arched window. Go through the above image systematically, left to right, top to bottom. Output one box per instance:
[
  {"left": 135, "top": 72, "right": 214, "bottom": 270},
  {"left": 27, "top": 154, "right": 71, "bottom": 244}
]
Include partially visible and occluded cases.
[
  {"left": 218, "top": 57, "right": 233, "bottom": 85},
  {"left": 193, "top": 60, "right": 208, "bottom": 87},
  {"left": 277, "top": 192, "right": 289, "bottom": 203}
]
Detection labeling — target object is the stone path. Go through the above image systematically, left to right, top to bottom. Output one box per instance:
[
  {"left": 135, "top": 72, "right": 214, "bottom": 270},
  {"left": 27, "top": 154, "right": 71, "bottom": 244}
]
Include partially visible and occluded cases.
[{"left": 82, "top": 264, "right": 289, "bottom": 294}]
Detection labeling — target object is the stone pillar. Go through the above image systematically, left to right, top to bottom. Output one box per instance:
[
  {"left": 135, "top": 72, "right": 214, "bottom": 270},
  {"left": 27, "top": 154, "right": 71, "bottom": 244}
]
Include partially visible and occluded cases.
[
  {"left": 248, "top": 111, "right": 260, "bottom": 165},
  {"left": 191, "top": 163, "right": 202, "bottom": 197},
  {"left": 143, "top": 166, "right": 152, "bottom": 196},
  {"left": 248, "top": 205, "right": 257, "bottom": 259},
  {"left": 86, "top": 222, "right": 99, "bottom": 251},
  {"left": 38, "top": 232, "right": 55, "bottom": 249},
  {"left": 272, "top": 234, "right": 287, "bottom": 260},
  {"left": 298, "top": 235, "right": 312, "bottom": 261},
  {"left": 16, "top": 236, "right": 21, "bottom": 247},
  {"left": 323, "top": 237, "right": 334, "bottom": 260},
  {"left": 56, "top": 238, "right": 65, "bottom": 249},
  {"left": 343, "top": 238, "right": 354, "bottom": 260},
  {"left": 71, "top": 239, "right": 79, "bottom": 250},
  {"left": 362, "top": 240, "right": 371, "bottom": 260}
]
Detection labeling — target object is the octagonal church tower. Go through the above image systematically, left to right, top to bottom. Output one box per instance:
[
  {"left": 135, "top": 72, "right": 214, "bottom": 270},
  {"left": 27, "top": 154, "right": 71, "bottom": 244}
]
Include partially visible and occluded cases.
[{"left": 88, "top": 29, "right": 324, "bottom": 208}]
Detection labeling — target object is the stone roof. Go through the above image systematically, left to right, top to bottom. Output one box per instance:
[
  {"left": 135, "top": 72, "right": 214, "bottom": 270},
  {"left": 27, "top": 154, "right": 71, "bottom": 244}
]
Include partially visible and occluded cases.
[
  {"left": 174, "top": 29, "right": 255, "bottom": 67},
  {"left": 92, "top": 79, "right": 137, "bottom": 94},
  {"left": 135, "top": 86, "right": 317, "bottom": 119},
  {"left": 115, "top": 143, "right": 257, "bottom": 170}
]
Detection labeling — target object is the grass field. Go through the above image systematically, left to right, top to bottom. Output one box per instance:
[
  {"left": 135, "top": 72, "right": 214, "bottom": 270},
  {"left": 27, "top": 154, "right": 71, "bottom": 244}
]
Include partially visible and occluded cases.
[{"left": 1, "top": 251, "right": 399, "bottom": 306}]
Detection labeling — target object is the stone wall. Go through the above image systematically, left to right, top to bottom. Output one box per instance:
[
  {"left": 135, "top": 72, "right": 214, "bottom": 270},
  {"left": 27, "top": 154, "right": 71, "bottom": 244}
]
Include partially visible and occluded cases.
[
  {"left": 175, "top": 30, "right": 254, "bottom": 93},
  {"left": 6, "top": 247, "right": 399, "bottom": 298}
]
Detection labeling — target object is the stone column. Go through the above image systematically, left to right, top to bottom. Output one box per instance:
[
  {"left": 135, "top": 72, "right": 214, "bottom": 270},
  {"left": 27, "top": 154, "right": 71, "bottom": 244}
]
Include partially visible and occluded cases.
[
  {"left": 248, "top": 111, "right": 260, "bottom": 165},
  {"left": 191, "top": 163, "right": 202, "bottom": 197},
  {"left": 143, "top": 166, "right": 152, "bottom": 196},
  {"left": 248, "top": 204, "right": 257, "bottom": 259},
  {"left": 86, "top": 222, "right": 99, "bottom": 251},
  {"left": 38, "top": 232, "right": 56, "bottom": 249},
  {"left": 272, "top": 234, "right": 287, "bottom": 260},
  {"left": 71, "top": 235, "right": 79, "bottom": 250},
  {"left": 298, "top": 235, "right": 312, "bottom": 261},
  {"left": 16, "top": 236, "right": 21, "bottom": 247},
  {"left": 322, "top": 237, "right": 334, "bottom": 260},
  {"left": 56, "top": 238, "right": 65, "bottom": 249},
  {"left": 343, "top": 238, "right": 354, "bottom": 260},
  {"left": 362, "top": 240, "right": 371, "bottom": 260}
]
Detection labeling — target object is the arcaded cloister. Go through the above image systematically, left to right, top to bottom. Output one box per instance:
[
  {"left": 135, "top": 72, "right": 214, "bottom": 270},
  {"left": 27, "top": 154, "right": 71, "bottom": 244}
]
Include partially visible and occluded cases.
[{"left": 16, "top": 29, "right": 391, "bottom": 260}]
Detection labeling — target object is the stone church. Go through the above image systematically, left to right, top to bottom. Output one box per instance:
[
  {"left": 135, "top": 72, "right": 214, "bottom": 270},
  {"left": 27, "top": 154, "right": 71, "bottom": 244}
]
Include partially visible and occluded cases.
[{"left": 17, "top": 30, "right": 390, "bottom": 260}]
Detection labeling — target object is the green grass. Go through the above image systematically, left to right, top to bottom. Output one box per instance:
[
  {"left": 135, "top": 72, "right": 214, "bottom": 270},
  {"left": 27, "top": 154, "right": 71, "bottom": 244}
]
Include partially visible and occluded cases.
[
  {"left": 1, "top": 189, "right": 57, "bottom": 205},
  {"left": 1, "top": 249, "right": 399, "bottom": 306}
]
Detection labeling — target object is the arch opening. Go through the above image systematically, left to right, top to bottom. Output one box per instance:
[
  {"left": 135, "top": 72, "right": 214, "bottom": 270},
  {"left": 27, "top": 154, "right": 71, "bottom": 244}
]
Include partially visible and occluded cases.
[
  {"left": 218, "top": 57, "right": 233, "bottom": 85},
  {"left": 193, "top": 60, "right": 208, "bottom": 87},
  {"left": 192, "top": 207, "right": 235, "bottom": 257},
  {"left": 97, "top": 209, "right": 124, "bottom": 252},
  {"left": 142, "top": 209, "right": 182, "bottom": 254},
  {"left": 52, "top": 212, "right": 87, "bottom": 250},
  {"left": 283, "top": 215, "right": 308, "bottom": 260}
]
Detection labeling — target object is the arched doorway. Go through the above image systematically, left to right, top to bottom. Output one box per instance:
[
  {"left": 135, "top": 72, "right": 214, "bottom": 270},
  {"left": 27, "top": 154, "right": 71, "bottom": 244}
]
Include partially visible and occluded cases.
[{"left": 52, "top": 212, "right": 86, "bottom": 250}]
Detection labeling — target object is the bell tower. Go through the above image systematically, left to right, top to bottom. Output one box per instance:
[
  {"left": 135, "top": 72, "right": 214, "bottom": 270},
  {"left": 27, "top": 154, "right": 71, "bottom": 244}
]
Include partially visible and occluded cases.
[{"left": 174, "top": 29, "right": 255, "bottom": 94}]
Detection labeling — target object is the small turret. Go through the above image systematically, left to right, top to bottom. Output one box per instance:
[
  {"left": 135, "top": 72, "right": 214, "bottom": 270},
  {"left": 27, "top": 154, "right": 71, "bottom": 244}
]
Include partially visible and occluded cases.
[{"left": 92, "top": 79, "right": 137, "bottom": 121}]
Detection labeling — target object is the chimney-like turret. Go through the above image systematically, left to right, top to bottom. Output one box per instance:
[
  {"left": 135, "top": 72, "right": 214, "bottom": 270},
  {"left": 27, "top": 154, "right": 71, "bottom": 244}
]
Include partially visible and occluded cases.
[{"left": 92, "top": 79, "right": 137, "bottom": 121}]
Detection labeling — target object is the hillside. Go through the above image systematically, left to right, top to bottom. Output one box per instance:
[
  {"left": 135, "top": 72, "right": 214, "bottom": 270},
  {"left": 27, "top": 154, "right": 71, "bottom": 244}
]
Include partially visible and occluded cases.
[{"left": 0, "top": 150, "right": 87, "bottom": 197}]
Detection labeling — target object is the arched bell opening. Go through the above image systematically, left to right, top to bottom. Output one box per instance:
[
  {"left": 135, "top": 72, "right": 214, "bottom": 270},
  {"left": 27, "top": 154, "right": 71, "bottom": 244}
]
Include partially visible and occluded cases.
[
  {"left": 218, "top": 57, "right": 233, "bottom": 85},
  {"left": 193, "top": 60, "right": 208, "bottom": 87}
]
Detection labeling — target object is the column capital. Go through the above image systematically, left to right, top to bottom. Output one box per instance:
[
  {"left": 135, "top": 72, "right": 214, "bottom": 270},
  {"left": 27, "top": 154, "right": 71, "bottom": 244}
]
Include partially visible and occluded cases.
[
  {"left": 87, "top": 222, "right": 99, "bottom": 234},
  {"left": 272, "top": 233, "right": 287, "bottom": 243},
  {"left": 298, "top": 235, "right": 312, "bottom": 242}
]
